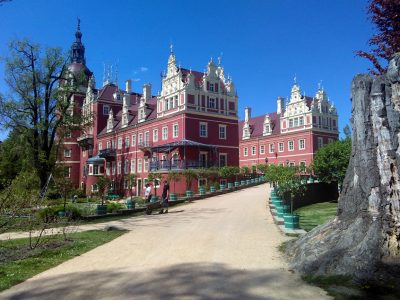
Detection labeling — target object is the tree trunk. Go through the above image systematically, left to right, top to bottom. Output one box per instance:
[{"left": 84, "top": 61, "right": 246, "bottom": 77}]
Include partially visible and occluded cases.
[{"left": 286, "top": 54, "right": 400, "bottom": 282}]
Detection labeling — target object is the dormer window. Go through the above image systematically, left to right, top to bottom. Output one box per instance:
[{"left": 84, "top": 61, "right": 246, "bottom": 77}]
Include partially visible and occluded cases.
[
  {"left": 209, "top": 83, "right": 214, "bottom": 92},
  {"left": 208, "top": 98, "right": 215, "bottom": 109},
  {"left": 103, "top": 105, "right": 109, "bottom": 115},
  {"left": 264, "top": 125, "right": 270, "bottom": 134},
  {"left": 243, "top": 127, "right": 250, "bottom": 139}
]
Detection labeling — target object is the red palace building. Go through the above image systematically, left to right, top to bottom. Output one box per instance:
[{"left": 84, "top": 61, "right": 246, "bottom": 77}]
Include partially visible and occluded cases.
[
  {"left": 61, "top": 24, "right": 239, "bottom": 196},
  {"left": 239, "top": 83, "right": 339, "bottom": 169}
]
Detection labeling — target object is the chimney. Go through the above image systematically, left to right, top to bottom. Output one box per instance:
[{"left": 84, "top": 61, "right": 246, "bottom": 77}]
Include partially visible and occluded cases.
[
  {"left": 125, "top": 79, "right": 132, "bottom": 93},
  {"left": 143, "top": 83, "right": 151, "bottom": 101},
  {"left": 277, "top": 97, "right": 285, "bottom": 114},
  {"left": 244, "top": 107, "right": 251, "bottom": 123}
]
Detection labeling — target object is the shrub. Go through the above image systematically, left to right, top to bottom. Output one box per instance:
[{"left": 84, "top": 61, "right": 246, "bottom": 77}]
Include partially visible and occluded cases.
[
  {"left": 106, "top": 202, "right": 124, "bottom": 213},
  {"left": 65, "top": 204, "right": 82, "bottom": 221},
  {"left": 36, "top": 206, "right": 58, "bottom": 223}
]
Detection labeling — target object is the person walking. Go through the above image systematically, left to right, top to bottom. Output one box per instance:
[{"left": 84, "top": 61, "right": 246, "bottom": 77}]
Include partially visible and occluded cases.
[
  {"left": 159, "top": 180, "right": 170, "bottom": 214},
  {"left": 144, "top": 183, "right": 152, "bottom": 203}
]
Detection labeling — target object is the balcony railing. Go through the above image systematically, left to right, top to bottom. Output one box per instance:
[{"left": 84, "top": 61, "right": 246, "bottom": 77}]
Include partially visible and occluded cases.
[
  {"left": 77, "top": 134, "right": 93, "bottom": 148},
  {"left": 138, "top": 140, "right": 153, "bottom": 150},
  {"left": 99, "top": 148, "right": 116, "bottom": 158},
  {"left": 150, "top": 159, "right": 215, "bottom": 171}
]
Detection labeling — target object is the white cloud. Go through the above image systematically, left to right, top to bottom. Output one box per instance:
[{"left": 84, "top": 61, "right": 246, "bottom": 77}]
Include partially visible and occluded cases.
[
  {"left": 140, "top": 67, "right": 148, "bottom": 72},
  {"left": 133, "top": 78, "right": 141, "bottom": 82}
]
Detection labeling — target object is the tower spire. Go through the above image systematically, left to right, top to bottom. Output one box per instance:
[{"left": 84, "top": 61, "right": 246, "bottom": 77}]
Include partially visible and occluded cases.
[{"left": 71, "top": 18, "right": 85, "bottom": 64}]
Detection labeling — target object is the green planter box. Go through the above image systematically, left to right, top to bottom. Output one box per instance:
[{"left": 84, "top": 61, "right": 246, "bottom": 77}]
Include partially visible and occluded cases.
[
  {"left": 308, "top": 177, "right": 314, "bottom": 183},
  {"left": 250, "top": 178, "right": 255, "bottom": 184},
  {"left": 254, "top": 178, "right": 259, "bottom": 183},
  {"left": 246, "top": 179, "right": 251, "bottom": 185},
  {"left": 241, "top": 180, "right": 245, "bottom": 186},
  {"left": 234, "top": 181, "right": 239, "bottom": 187},
  {"left": 228, "top": 182, "right": 233, "bottom": 189},
  {"left": 219, "top": 184, "right": 226, "bottom": 191},
  {"left": 210, "top": 186, "right": 216, "bottom": 193},
  {"left": 199, "top": 187, "right": 206, "bottom": 196},
  {"left": 186, "top": 190, "right": 193, "bottom": 198},
  {"left": 169, "top": 193, "right": 177, "bottom": 201},
  {"left": 151, "top": 196, "right": 159, "bottom": 203},
  {"left": 126, "top": 199, "right": 135, "bottom": 209},
  {"left": 272, "top": 199, "right": 283, "bottom": 208},
  {"left": 96, "top": 204, "right": 107, "bottom": 215},
  {"left": 58, "top": 211, "right": 66, "bottom": 217},
  {"left": 283, "top": 214, "right": 300, "bottom": 229}
]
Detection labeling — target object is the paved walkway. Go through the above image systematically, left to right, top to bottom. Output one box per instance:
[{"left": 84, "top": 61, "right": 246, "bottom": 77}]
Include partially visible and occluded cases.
[{"left": 1, "top": 184, "right": 330, "bottom": 299}]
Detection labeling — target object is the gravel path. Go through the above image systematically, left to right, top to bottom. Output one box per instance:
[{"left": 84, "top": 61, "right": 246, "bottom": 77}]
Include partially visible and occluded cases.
[{"left": 1, "top": 184, "right": 331, "bottom": 299}]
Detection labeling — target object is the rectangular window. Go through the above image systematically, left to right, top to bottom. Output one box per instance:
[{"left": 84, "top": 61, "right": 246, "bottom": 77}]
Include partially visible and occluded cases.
[
  {"left": 209, "top": 83, "right": 214, "bottom": 92},
  {"left": 174, "top": 96, "right": 178, "bottom": 108},
  {"left": 208, "top": 98, "right": 215, "bottom": 109},
  {"left": 165, "top": 99, "right": 169, "bottom": 110},
  {"left": 103, "top": 105, "right": 110, "bottom": 115},
  {"left": 299, "top": 116, "right": 304, "bottom": 126},
  {"left": 294, "top": 118, "right": 299, "bottom": 127},
  {"left": 289, "top": 119, "right": 293, "bottom": 128},
  {"left": 200, "top": 122, "right": 207, "bottom": 137},
  {"left": 173, "top": 124, "right": 179, "bottom": 138},
  {"left": 219, "top": 125, "right": 226, "bottom": 139},
  {"left": 162, "top": 126, "right": 168, "bottom": 140},
  {"left": 153, "top": 129, "right": 158, "bottom": 142},
  {"left": 145, "top": 131, "right": 150, "bottom": 145},
  {"left": 138, "top": 133, "right": 143, "bottom": 145},
  {"left": 132, "top": 134, "right": 136, "bottom": 146},
  {"left": 118, "top": 137, "right": 122, "bottom": 149},
  {"left": 125, "top": 137, "right": 129, "bottom": 149},
  {"left": 318, "top": 137, "right": 324, "bottom": 149},
  {"left": 328, "top": 138, "right": 334, "bottom": 143},
  {"left": 111, "top": 139, "right": 116, "bottom": 149},
  {"left": 299, "top": 139, "right": 305, "bottom": 150},
  {"left": 288, "top": 140, "right": 294, "bottom": 151},
  {"left": 107, "top": 141, "right": 111, "bottom": 149},
  {"left": 98, "top": 142, "right": 102, "bottom": 151},
  {"left": 279, "top": 142, "right": 284, "bottom": 152},
  {"left": 269, "top": 144, "right": 275, "bottom": 153},
  {"left": 260, "top": 145, "right": 265, "bottom": 154},
  {"left": 251, "top": 146, "right": 256, "bottom": 156},
  {"left": 244, "top": 147, "right": 248, "bottom": 157},
  {"left": 64, "top": 149, "right": 71, "bottom": 158},
  {"left": 219, "top": 153, "right": 227, "bottom": 167},
  {"left": 144, "top": 158, "right": 149, "bottom": 172},
  {"left": 124, "top": 159, "right": 129, "bottom": 174},
  {"left": 130, "top": 159, "right": 136, "bottom": 173},
  {"left": 138, "top": 159, "right": 142, "bottom": 172},
  {"left": 112, "top": 161, "right": 116, "bottom": 175},
  {"left": 117, "top": 161, "right": 122, "bottom": 174},
  {"left": 300, "top": 161, "right": 306, "bottom": 171},
  {"left": 106, "top": 162, "right": 110, "bottom": 176},
  {"left": 289, "top": 162, "right": 295, "bottom": 167},
  {"left": 93, "top": 165, "right": 99, "bottom": 175},
  {"left": 65, "top": 167, "right": 71, "bottom": 178},
  {"left": 124, "top": 179, "right": 128, "bottom": 190},
  {"left": 92, "top": 184, "right": 99, "bottom": 193}
]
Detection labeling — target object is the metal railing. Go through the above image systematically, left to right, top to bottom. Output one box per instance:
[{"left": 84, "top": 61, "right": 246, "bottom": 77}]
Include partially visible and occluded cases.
[{"left": 150, "top": 159, "right": 215, "bottom": 171}]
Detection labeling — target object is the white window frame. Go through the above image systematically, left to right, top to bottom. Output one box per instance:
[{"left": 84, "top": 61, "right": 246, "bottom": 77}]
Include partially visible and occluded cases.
[
  {"left": 209, "top": 83, "right": 214, "bottom": 92},
  {"left": 208, "top": 98, "right": 215, "bottom": 109},
  {"left": 199, "top": 122, "right": 208, "bottom": 137},
  {"left": 173, "top": 124, "right": 179, "bottom": 138},
  {"left": 219, "top": 125, "right": 226, "bottom": 139},
  {"left": 162, "top": 126, "right": 168, "bottom": 140},
  {"left": 153, "top": 129, "right": 158, "bottom": 142},
  {"left": 138, "top": 133, "right": 143, "bottom": 145},
  {"left": 132, "top": 134, "right": 136, "bottom": 146},
  {"left": 117, "top": 137, "right": 123, "bottom": 150},
  {"left": 125, "top": 137, "right": 129, "bottom": 149},
  {"left": 318, "top": 137, "right": 324, "bottom": 149},
  {"left": 299, "top": 139, "right": 305, "bottom": 150},
  {"left": 288, "top": 140, "right": 294, "bottom": 151},
  {"left": 107, "top": 141, "right": 111, "bottom": 149},
  {"left": 98, "top": 142, "right": 102, "bottom": 151},
  {"left": 279, "top": 142, "right": 284, "bottom": 152},
  {"left": 269, "top": 144, "right": 275, "bottom": 153},
  {"left": 260, "top": 145, "right": 265, "bottom": 154},
  {"left": 251, "top": 146, "right": 256, "bottom": 156},
  {"left": 244, "top": 147, "right": 248, "bottom": 157},
  {"left": 64, "top": 149, "right": 71, "bottom": 158},
  {"left": 219, "top": 153, "right": 227, "bottom": 167},
  {"left": 144, "top": 158, "right": 149, "bottom": 172},
  {"left": 124, "top": 159, "right": 129, "bottom": 174},
  {"left": 130, "top": 159, "right": 136, "bottom": 173},
  {"left": 138, "top": 159, "right": 143, "bottom": 173},
  {"left": 112, "top": 161, "right": 116, "bottom": 175},
  {"left": 117, "top": 161, "right": 122, "bottom": 175},
  {"left": 106, "top": 162, "right": 110, "bottom": 176},
  {"left": 92, "top": 184, "right": 99, "bottom": 193}
]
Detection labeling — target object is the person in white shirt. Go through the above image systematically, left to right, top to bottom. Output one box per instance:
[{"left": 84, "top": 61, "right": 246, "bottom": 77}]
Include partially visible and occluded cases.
[{"left": 144, "top": 183, "right": 152, "bottom": 203}]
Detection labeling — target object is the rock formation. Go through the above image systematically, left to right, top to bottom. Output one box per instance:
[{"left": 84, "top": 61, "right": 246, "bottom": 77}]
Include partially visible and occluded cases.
[{"left": 287, "top": 53, "right": 400, "bottom": 282}]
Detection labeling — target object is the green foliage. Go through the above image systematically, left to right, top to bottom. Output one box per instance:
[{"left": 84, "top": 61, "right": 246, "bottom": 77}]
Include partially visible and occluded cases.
[
  {"left": 312, "top": 139, "right": 351, "bottom": 187},
  {"left": 256, "top": 164, "right": 268, "bottom": 174},
  {"left": 218, "top": 166, "right": 239, "bottom": 179},
  {"left": 241, "top": 166, "right": 250, "bottom": 175},
  {"left": 182, "top": 169, "right": 197, "bottom": 191},
  {"left": 167, "top": 171, "right": 180, "bottom": 193},
  {"left": 147, "top": 172, "right": 163, "bottom": 196},
  {"left": 95, "top": 177, "right": 111, "bottom": 205},
  {"left": 106, "top": 202, "right": 123, "bottom": 213},
  {"left": 0, "top": 229, "right": 126, "bottom": 292}
]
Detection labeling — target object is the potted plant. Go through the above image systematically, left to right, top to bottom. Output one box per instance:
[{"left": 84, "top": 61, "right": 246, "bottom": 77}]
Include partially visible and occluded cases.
[
  {"left": 233, "top": 166, "right": 241, "bottom": 187},
  {"left": 240, "top": 166, "right": 250, "bottom": 185},
  {"left": 183, "top": 169, "right": 197, "bottom": 199},
  {"left": 196, "top": 169, "right": 208, "bottom": 196},
  {"left": 167, "top": 170, "right": 180, "bottom": 201},
  {"left": 148, "top": 172, "right": 163, "bottom": 202},
  {"left": 125, "top": 173, "right": 137, "bottom": 209},
  {"left": 96, "top": 177, "right": 111, "bottom": 215}
]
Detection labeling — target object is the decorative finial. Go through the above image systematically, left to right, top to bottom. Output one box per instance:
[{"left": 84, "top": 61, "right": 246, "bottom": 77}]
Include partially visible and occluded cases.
[
  {"left": 77, "top": 17, "right": 81, "bottom": 31},
  {"left": 170, "top": 43, "right": 173, "bottom": 53},
  {"left": 218, "top": 52, "right": 223, "bottom": 66},
  {"left": 189, "top": 67, "right": 192, "bottom": 74},
  {"left": 294, "top": 74, "right": 297, "bottom": 84},
  {"left": 318, "top": 80, "right": 323, "bottom": 91}
]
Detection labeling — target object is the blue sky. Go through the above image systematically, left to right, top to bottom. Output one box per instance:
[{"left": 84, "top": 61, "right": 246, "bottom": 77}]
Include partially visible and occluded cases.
[{"left": 0, "top": 0, "right": 374, "bottom": 140}]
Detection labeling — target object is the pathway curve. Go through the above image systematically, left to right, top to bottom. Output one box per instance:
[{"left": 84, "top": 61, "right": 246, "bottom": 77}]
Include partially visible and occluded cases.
[{"left": 1, "top": 184, "right": 331, "bottom": 299}]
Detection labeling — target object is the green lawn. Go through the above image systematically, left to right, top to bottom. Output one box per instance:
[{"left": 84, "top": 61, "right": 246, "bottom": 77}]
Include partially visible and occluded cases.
[
  {"left": 295, "top": 201, "right": 338, "bottom": 231},
  {"left": 0, "top": 229, "right": 127, "bottom": 292}
]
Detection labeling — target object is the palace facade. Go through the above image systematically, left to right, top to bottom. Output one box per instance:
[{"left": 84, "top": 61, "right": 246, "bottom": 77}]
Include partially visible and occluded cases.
[{"left": 239, "top": 84, "right": 339, "bottom": 169}]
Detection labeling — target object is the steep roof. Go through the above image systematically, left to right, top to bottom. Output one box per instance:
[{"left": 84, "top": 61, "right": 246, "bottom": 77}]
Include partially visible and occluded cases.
[{"left": 239, "top": 112, "right": 280, "bottom": 139}]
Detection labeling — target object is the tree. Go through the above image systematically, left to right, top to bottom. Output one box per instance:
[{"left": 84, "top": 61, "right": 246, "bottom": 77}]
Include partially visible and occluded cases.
[
  {"left": 356, "top": 0, "right": 400, "bottom": 75},
  {"left": 0, "top": 39, "right": 85, "bottom": 189},
  {"left": 287, "top": 55, "right": 400, "bottom": 282},
  {"left": 312, "top": 139, "right": 351, "bottom": 188},
  {"left": 182, "top": 169, "right": 197, "bottom": 191},
  {"left": 167, "top": 171, "right": 180, "bottom": 193},
  {"left": 147, "top": 172, "right": 163, "bottom": 197},
  {"left": 125, "top": 173, "right": 137, "bottom": 202},
  {"left": 96, "top": 177, "right": 111, "bottom": 205}
]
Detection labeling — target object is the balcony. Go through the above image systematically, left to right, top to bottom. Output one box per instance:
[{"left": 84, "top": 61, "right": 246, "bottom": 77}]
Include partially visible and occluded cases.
[
  {"left": 77, "top": 134, "right": 93, "bottom": 149},
  {"left": 138, "top": 140, "right": 153, "bottom": 152},
  {"left": 99, "top": 148, "right": 116, "bottom": 159},
  {"left": 150, "top": 159, "right": 215, "bottom": 171}
]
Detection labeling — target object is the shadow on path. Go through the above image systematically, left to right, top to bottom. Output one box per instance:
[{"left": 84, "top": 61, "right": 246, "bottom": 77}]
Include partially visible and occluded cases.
[{"left": 2, "top": 263, "right": 328, "bottom": 300}]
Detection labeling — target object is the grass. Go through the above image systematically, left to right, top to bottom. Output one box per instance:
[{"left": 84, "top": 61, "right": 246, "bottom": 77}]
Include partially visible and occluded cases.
[
  {"left": 294, "top": 201, "right": 338, "bottom": 231},
  {"left": 0, "top": 229, "right": 127, "bottom": 292}
]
